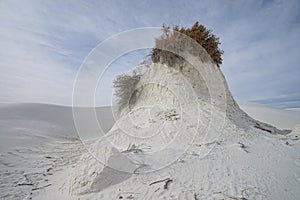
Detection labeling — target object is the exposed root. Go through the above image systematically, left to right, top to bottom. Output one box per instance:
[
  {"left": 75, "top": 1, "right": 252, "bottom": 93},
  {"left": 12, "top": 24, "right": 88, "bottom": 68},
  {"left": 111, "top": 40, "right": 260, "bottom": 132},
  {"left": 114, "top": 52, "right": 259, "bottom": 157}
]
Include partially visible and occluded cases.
[
  {"left": 238, "top": 142, "right": 249, "bottom": 153},
  {"left": 149, "top": 178, "right": 172, "bottom": 187},
  {"left": 32, "top": 184, "right": 51, "bottom": 191}
]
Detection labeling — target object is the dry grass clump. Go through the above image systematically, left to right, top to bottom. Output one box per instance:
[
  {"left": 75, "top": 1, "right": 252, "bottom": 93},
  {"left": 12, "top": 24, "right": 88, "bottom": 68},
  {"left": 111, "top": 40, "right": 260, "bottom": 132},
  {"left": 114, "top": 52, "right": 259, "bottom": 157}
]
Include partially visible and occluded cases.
[{"left": 113, "top": 60, "right": 150, "bottom": 112}]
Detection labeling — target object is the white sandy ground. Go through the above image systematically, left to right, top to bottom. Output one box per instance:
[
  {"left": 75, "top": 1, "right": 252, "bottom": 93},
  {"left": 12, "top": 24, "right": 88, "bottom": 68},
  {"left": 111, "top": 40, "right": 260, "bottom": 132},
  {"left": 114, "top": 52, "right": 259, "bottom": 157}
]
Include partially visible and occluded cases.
[
  {"left": 0, "top": 102, "right": 299, "bottom": 199},
  {"left": 0, "top": 103, "right": 115, "bottom": 199}
]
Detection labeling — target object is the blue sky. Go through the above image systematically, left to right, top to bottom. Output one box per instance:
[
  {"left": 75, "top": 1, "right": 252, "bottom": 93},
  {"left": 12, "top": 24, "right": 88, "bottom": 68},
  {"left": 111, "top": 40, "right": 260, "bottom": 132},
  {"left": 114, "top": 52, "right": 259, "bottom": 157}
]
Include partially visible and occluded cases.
[{"left": 0, "top": 0, "right": 300, "bottom": 108}]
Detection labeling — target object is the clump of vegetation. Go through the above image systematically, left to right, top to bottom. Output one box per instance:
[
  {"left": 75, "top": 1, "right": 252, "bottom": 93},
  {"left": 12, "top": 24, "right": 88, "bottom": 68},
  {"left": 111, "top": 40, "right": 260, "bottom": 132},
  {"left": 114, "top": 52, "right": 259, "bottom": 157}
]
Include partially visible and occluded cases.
[
  {"left": 151, "top": 22, "right": 223, "bottom": 67},
  {"left": 113, "top": 60, "right": 150, "bottom": 112},
  {"left": 113, "top": 72, "right": 140, "bottom": 112}
]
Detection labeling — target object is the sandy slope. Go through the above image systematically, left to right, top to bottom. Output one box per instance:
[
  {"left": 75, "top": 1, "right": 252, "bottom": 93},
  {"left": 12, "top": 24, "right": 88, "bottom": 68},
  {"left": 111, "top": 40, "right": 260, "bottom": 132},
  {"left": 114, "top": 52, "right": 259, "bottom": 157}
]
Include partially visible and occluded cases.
[
  {"left": 0, "top": 103, "right": 299, "bottom": 200},
  {"left": 0, "top": 103, "right": 115, "bottom": 199}
]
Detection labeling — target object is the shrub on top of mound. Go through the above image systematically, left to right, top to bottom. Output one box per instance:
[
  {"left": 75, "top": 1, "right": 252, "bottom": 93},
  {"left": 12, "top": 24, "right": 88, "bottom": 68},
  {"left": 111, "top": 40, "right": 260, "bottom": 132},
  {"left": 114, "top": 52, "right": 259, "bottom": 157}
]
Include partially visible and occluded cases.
[{"left": 151, "top": 22, "right": 223, "bottom": 67}]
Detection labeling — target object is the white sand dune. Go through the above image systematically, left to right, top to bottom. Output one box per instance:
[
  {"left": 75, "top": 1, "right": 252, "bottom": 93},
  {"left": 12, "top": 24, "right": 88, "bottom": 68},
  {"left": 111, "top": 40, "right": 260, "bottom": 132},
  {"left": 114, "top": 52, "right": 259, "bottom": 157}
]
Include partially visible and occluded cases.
[
  {"left": 1, "top": 56, "right": 299, "bottom": 199},
  {"left": 59, "top": 57, "right": 299, "bottom": 199},
  {"left": 238, "top": 102, "right": 300, "bottom": 130}
]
